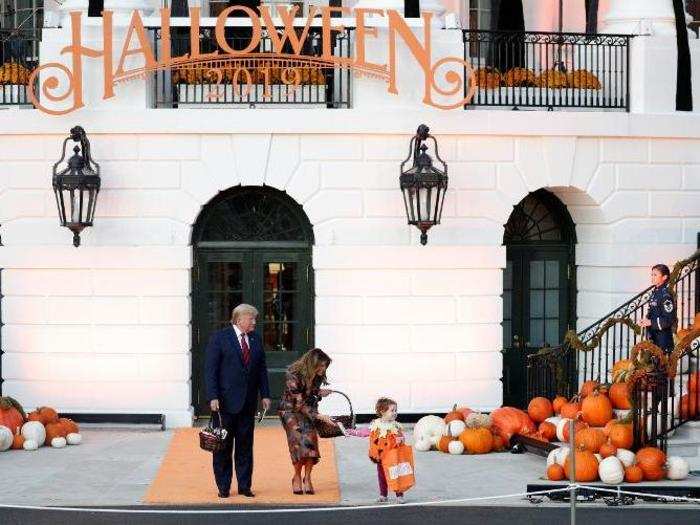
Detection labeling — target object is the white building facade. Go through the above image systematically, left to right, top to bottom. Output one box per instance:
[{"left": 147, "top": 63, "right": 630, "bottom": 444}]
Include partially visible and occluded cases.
[{"left": 0, "top": 0, "right": 699, "bottom": 427}]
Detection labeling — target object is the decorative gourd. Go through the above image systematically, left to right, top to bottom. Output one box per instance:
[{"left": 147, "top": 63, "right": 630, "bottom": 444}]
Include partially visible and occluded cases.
[
  {"left": 612, "top": 359, "right": 634, "bottom": 383},
  {"left": 579, "top": 380, "right": 600, "bottom": 398},
  {"left": 608, "top": 383, "right": 631, "bottom": 410},
  {"left": 581, "top": 390, "right": 613, "bottom": 427},
  {"left": 0, "top": 396, "right": 26, "bottom": 434},
  {"left": 552, "top": 396, "right": 568, "bottom": 415},
  {"left": 527, "top": 397, "right": 553, "bottom": 423},
  {"left": 560, "top": 397, "right": 582, "bottom": 419},
  {"left": 444, "top": 405, "right": 466, "bottom": 424},
  {"left": 37, "top": 406, "right": 59, "bottom": 425},
  {"left": 456, "top": 406, "right": 474, "bottom": 420},
  {"left": 490, "top": 407, "right": 536, "bottom": 445},
  {"left": 613, "top": 409, "right": 631, "bottom": 420},
  {"left": 27, "top": 411, "right": 43, "bottom": 423},
  {"left": 465, "top": 412, "right": 492, "bottom": 429},
  {"left": 414, "top": 415, "right": 447, "bottom": 445},
  {"left": 58, "top": 418, "right": 79, "bottom": 435},
  {"left": 556, "top": 418, "right": 587, "bottom": 443},
  {"left": 447, "top": 419, "right": 467, "bottom": 438},
  {"left": 21, "top": 421, "right": 46, "bottom": 446},
  {"left": 44, "top": 421, "right": 67, "bottom": 446},
  {"left": 538, "top": 422, "right": 556, "bottom": 441},
  {"left": 609, "top": 423, "right": 633, "bottom": 449},
  {"left": 0, "top": 425, "right": 13, "bottom": 451},
  {"left": 574, "top": 427, "right": 607, "bottom": 453},
  {"left": 459, "top": 428, "right": 493, "bottom": 454},
  {"left": 11, "top": 429, "right": 25, "bottom": 450},
  {"left": 66, "top": 432, "right": 82, "bottom": 446},
  {"left": 491, "top": 434, "right": 506, "bottom": 452},
  {"left": 437, "top": 436, "right": 452, "bottom": 453},
  {"left": 51, "top": 437, "right": 67, "bottom": 448},
  {"left": 414, "top": 438, "right": 432, "bottom": 452},
  {"left": 22, "top": 439, "right": 39, "bottom": 451},
  {"left": 448, "top": 439, "right": 465, "bottom": 455},
  {"left": 599, "top": 442, "right": 617, "bottom": 458},
  {"left": 547, "top": 446, "right": 570, "bottom": 467},
  {"left": 564, "top": 446, "right": 599, "bottom": 482},
  {"left": 635, "top": 447, "right": 667, "bottom": 481},
  {"left": 616, "top": 448, "right": 636, "bottom": 468},
  {"left": 598, "top": 456, "right": 625, "bottom": 485},
  {"left": 666, "top": 456, "right": 690, "bottom": 480},
  {"left": 547, "top": 464, "right": 566, "bottom": 481},
  {"left": 624, "top": 465, "right": 644, "bottom": 483}
]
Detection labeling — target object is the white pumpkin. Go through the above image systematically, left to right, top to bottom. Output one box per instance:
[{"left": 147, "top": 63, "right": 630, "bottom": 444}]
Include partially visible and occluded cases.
[
  {"left": 614, "top": 409, "right": 630, "bottom": 420},
  {"left": 414, "top": 415, "right": 447, "bottom": 444},
  {"left": 545, "top": 416, "right": 562, "bottom": 427},
  {"left": 555, "top": 418, "right": 573, "bottom": 442},
  {"left": 447, "top": 420, "right": 467, "bottom": 437},
  {"left": 21, "top": 421, "right": 46, "bottom": 447},
  {"left": 0, "top": 425, "right": 13, "bottom": 451},
  {"left": 66, "top": 433, "right": 82, "bottom": 446},
  {"left": 429, "top": 434, "right": 441, "bottom": 447},
  {"left": 51, "top": 437, "right": 67, "bottom": 448},
  {"left": 22, "top": 439, "right": 39, "bottom": 451},
  {"left": 448, "top": 440, "right": 464, "bottom": 455},
  {"left": 547, "top": 446, "right": 570, "bottom": 467},
  {"left": 616, "top": 448, "right": 636, "bottom": 468},
  {"left": 594, "top": 453, "right": 602, "bottom": 463},
  {"left": 599, "top": 456, "right": 625, "bottom": 485},
  {"left": 666, "top": 456, "right": 690, "bottom": 480}
]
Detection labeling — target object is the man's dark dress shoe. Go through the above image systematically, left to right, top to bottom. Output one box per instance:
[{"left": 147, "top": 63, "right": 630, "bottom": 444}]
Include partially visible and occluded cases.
[
  {"left": 238, "top": 489, "right": 255, "bottom": 498},
  {"left": 218, "top": 491, "right": 230, "bottom": 498}
]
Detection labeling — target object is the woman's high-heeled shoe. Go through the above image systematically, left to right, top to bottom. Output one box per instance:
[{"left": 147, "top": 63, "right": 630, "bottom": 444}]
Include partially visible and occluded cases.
[
  {"left": 292, "top": 477, "right": 303, "bottom": 495},
  {"left": 302, "top": 477, "right": 315, "bottom": 495}
]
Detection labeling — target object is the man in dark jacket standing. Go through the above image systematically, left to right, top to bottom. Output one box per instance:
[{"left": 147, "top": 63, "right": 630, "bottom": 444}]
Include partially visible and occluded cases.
[{"left": 205, "top": 303, "right": 271, "bottom": 498}]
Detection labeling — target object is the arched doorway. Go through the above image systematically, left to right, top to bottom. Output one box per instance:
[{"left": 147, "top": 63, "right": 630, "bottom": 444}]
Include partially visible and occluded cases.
[
  {"left": 191, "top": 186, "right": 314, "bottom": 417},
  {"left": 502, "top": 189, "right": 576, "bottom": 407}
]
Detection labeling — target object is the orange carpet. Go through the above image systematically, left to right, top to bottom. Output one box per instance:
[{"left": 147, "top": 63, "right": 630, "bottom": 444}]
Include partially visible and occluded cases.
[{"left": 144, "top": 426, "right": 340, "bottom": 505}]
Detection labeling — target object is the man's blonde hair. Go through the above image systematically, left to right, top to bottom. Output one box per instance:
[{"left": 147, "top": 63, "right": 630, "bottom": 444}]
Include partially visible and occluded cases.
[{"left": 231, "top": 304, "right": 259, "bottom": 323}]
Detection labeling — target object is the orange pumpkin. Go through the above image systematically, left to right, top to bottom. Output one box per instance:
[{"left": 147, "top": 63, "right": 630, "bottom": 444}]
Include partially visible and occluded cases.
[
  {"left": 612, "top": 359, "right": 634, "bottom": 383},
  {"left": 579, "top": 380, "right": 600, "bottom": 398},
  {"left": 608, "top": 382, "right": 632, "bottom": 410},
  {"left": 581, "top": 390, "right": 613, "bottom": 427},
  {"left": 680, "top": 393, "right": 699, "bottom": 419},
  {"left": 552, "top": 396, "right": 567, "bottom": 414},
  {"left": 0, "top": 397, "right": 25, "bottom": 434},
  {"left": 528, "top": 397, "right": 553, "bottom": 423},
  {"left": 560, "top": 397, "right": 582, "bottom": 419},
  {"left": 444, "top": 404, "right": 466, "bottom": 424},
  {"left": 456, "top": 406, "right": 474, "bottom": 420},
  {"left": 38, "top": 407, "right": 59, "bottom": 425},
  {"left": 490, "top": 407, "right": 536, "bottom": 445},
  {"left": 27, "top": 411, "right": 43, "bottom": 423},
  {"left": 58, "top": 417, "right": 79, "bottom": 435},
  {"left": 561, "top": 419, "right": 588, "bottom": 443},
  {"left": 603, "top": 419, "right": 617, "bottom": 437},
  {"left": 44, "top": 421, "right": 67, "bottom": 445},
  {"left": 538, "top": 421, "right": 556, "bottom": 441},
  {"left": 609, "top": 423, "right": 634, "bottom": 449},
  {"left": 574, "top": 427, "right": 607, "bottom": 453},
  {"left": 459, "top": 428, "right": 493, "bottom": 455},
  {"left": 11, "top": 429, "right": 25, "bottom": 450},
  {"left": 491, "top": 434, "right": 506, "bottom": 452},
  {"left": 437, "top": 436, "right": 452, "bottom": 453},
  {"left": 599, "top": 442, "right": 617, "bottom": 458},
  {"left": 564, "top": 446, "right": 599, "bottom": 482},
  {"left": 636, "top": 447, "right": 667, "bottom": 481},
  {"left": 547, "top": 464, "right": 566, "bottom": 481},
  {"left": 625, "top": 465, "right": 644, "bottom": 483}
]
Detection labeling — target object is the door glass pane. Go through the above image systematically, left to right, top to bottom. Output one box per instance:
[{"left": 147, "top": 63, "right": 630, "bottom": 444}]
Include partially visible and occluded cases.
[
  {"left": 545, "top": 260, "right": 559, "bottom": 288},
  {"left": 262, "top": 261, "right": 299, "bottom": 352},
  {"left": 530, "top": 261, "right": 544, "bottom": 288},
  {"left": 208, "top": 262, "right": 242, "bottom": 291},
  {"left": 264, "top": 262, "right": 297, "bottom": 292},
  {"left": 530, "top": 290, "right": 544, "bottom": 318},
  {"left": 545, "top": 290, "right": 559, "bottom": 317},
  {"left": 207, "top": 292, "right": 243, "bottom": 328},
  {"left": 530, "top": 319, "right": 544, "bottom": 347},
  {"left": 545, "top": 319, "right": 559, "bottom": 346},
  {"left": 263, "top": 323, "right": 295, "bottom": 353}
]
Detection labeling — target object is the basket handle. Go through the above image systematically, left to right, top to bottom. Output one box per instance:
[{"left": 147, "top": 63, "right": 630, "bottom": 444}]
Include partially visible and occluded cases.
[{"left": 328, "top": 389, "right": 354, "bottom": 424}]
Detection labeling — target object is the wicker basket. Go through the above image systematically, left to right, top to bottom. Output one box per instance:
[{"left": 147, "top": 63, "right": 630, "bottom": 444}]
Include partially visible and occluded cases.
[
  {"left": 314, "top": 390, "right": 356, "bottom": 438},
  {"left": 199, "top": 412, "right": 228, "bottom": 453}
]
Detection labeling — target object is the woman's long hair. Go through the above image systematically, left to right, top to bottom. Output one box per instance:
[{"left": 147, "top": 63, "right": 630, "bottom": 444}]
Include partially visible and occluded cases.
[{"left": 289, "top": 348, "right": 331, "bottom": 391}]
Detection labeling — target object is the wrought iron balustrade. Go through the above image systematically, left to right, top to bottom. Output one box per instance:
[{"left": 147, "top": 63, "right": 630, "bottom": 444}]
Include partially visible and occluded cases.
[
  {"left": 151, "top": 24, "right": 353, "bottom": 108},
  {"left": 0, "top": 28, "right": 40, "bottom": 106},
  {"left": 462, "top": 30, "right": 632, "bottom": 111}
]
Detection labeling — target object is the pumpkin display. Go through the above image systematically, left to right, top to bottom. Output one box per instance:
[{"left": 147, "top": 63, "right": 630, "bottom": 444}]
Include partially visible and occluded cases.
[
  {"left": 474, "top": 67, "right": 502, "bottom": 89},
  {"left": 503, "top": 67, "right": 537, "bottom": 87},
  {"left": 536, "top": 69, "right": 568, "bottom": 89},
  {"left": 566, "top": 69, "right": 602, "bottom": 90},
  {"left": 612, "top": 359, "right": 634, "bottom": 383},
  {"left": 579, "top": 381, "right": 600, "bottom": 399},
  {"left": 608, "top": 383, "right": 632, "bottom": 410},
  {"left": 581, "top": 390, "right": 613, "bottom": 427},
  {"left": 552, "top": 396, "right": 567, "bottom": 414},
  {"left": 0, "top": 397, "right": 26, "bottom": 434},
  {"left": 527, "top": 397, "right": 553, "bottom": 424},
  {"left": 560, "top": 398, "right": 582, "bottom": 419},
  {"left": 444, "top": 404, "right": 466, "bottom": 424},
  {"left": 490, "top": 407, "right": 536, "bottom": 445},
  {"left": 414, "top": 415, "right": 447, "bottom": 445},
  {"left": 556, "top": 418, "right": 587, "bottom": 443},
  {"left": 447, "top": 419, "right": 467, "bottom": 438},
  {"left": 21, "top": 421, "right": 45, "bottom": 446},
  {"left": 538, "top": 421, "right": 557, "bottom": 441},
  {"left": 609, "top": 423, "right": 634, "bottom": 449},
  {"left": 0, "top": 425, "right": 13, "bottom": 451},
  {"left": 459, "top": 427, "right": 493, "bottom": 455},
  {"left": 574, "top": 427, "right": 607, "bottom": 453},
  {"left": 11, "top": 429, "right": 25, "bottom": 450},
  {"left": 67, "top": 433, "right": 82, "bottom": 446},
  {"left": 491, "top": 434, "right": 506, "bottom": 452},
  {"left": 437, "top": 436, "right": 453, "bottom": 453},
  {"left": 51, "top": 437, "right": 67, "bottom": 448},
  {"left": 414, "top": 437, "right": 432, "bottom": 452},
  {"left": 23, "top": 439, "right": 39, "bottom": 451},
  {"left": 448, "top": 439, "right": 465, "bottom": 455},
  {"left": 599, "top": 442, "right": 617, "bottom": 458},
  {"left": 547, "top": 446, "right": 570, "bottom": 467},
  {"left": 564, "top": 446, "right": 600, "bottom": 482},
  {"left": 635, "top": 447, "right": 667, "bottom": 481},
  {"left": 616, "top": 448, "right": 636, "bottom": 468},
  {"left": 598, "top": 456, "right": 625, "bottom": 485},
  {"left": 666, "top": 456, "right": 690, "bottom": 480},
  {"left": 547, "top": 464, "right": 566, "bottom": 481},
  {"left": 624, "top": 465, "right": 644, "bottom": 483}
]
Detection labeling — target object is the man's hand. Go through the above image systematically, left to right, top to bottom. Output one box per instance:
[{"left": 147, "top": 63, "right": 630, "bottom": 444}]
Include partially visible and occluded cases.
[
  {"left": 318, "top": 389, "right": 332, "bottom": 398},
  {"left": 262, "top": 398, "right": 272, "bottom": 411},
  {"left": 210, "top": 399, "right": 220, "bottom": 412}
]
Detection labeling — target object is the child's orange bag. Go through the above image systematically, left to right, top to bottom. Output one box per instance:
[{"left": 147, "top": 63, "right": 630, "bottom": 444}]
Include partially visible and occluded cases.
[{"left": 381, "top": 444, "right": 415, "bottom": 493}]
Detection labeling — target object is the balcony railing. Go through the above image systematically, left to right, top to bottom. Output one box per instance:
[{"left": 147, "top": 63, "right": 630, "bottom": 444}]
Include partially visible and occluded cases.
[
  {"left": 150, "top": 24, "right": 354, "bottom": 108},
  {"left": 0, "top": 28, "right": 39, "bottom": 106},
  {"left": 462, "top": 30, "right": 632, "bottom": 111}
]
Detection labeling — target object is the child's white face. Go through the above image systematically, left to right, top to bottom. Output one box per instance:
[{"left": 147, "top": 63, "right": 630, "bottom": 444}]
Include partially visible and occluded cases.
[{"left": 381, "top": 404, "right": 398, "bottom": 422}]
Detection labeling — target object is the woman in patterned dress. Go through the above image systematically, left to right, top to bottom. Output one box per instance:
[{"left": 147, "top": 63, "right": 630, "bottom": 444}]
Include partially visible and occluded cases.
[{"left": 278, "top": 348, "right": 336, "bottom": 495}]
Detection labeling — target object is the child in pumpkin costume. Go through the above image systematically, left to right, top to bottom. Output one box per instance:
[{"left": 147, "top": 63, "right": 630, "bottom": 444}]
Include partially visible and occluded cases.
[{"left": 368, "top": 397, "right": 414, "bottom": 503}]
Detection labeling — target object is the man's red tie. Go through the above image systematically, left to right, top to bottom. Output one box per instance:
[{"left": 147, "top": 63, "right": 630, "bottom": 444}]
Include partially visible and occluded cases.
[{"left": 240, "top": 333, "right": 251, "bottom": 367}]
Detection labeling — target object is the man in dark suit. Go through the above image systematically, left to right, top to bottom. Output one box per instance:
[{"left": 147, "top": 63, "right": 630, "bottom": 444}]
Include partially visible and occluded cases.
[{"left": 205, "top": 303, "right": 271, "bottom": 498}]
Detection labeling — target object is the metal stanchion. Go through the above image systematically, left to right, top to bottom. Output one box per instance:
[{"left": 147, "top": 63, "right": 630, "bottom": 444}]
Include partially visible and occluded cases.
[{"left": 569, "top": 419, "right": 577, "bottom": 525}]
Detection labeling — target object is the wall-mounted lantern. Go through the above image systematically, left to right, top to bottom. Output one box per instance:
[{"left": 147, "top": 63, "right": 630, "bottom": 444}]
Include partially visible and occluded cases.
[
  {"left": 399, "top": 124, "right": 448, "bottom": 246},
  {"left": 52, "top": 126, "right": 101, "bottom": 247}
]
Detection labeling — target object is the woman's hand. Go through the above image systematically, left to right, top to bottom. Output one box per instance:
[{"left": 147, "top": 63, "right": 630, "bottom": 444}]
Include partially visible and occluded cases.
[
  {"left": 640, "top": 319, "right": 652, "bottom": 328},
  {"left": 318, "top": 389, "right": 332, "bottom": 398}
]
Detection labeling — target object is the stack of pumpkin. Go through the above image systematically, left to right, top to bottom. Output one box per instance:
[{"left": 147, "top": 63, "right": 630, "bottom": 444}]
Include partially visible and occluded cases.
[{"left": 0, "top": 396, "right": 82, "bottom": 452}]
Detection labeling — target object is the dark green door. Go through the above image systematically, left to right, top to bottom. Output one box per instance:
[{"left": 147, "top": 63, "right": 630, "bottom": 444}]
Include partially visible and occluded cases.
[
  {"left": 502, "top": 190, "right": 576, "bottom": 408},
  {"left": 192, "top": 248, "right": 313, "bottom": 416}
]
